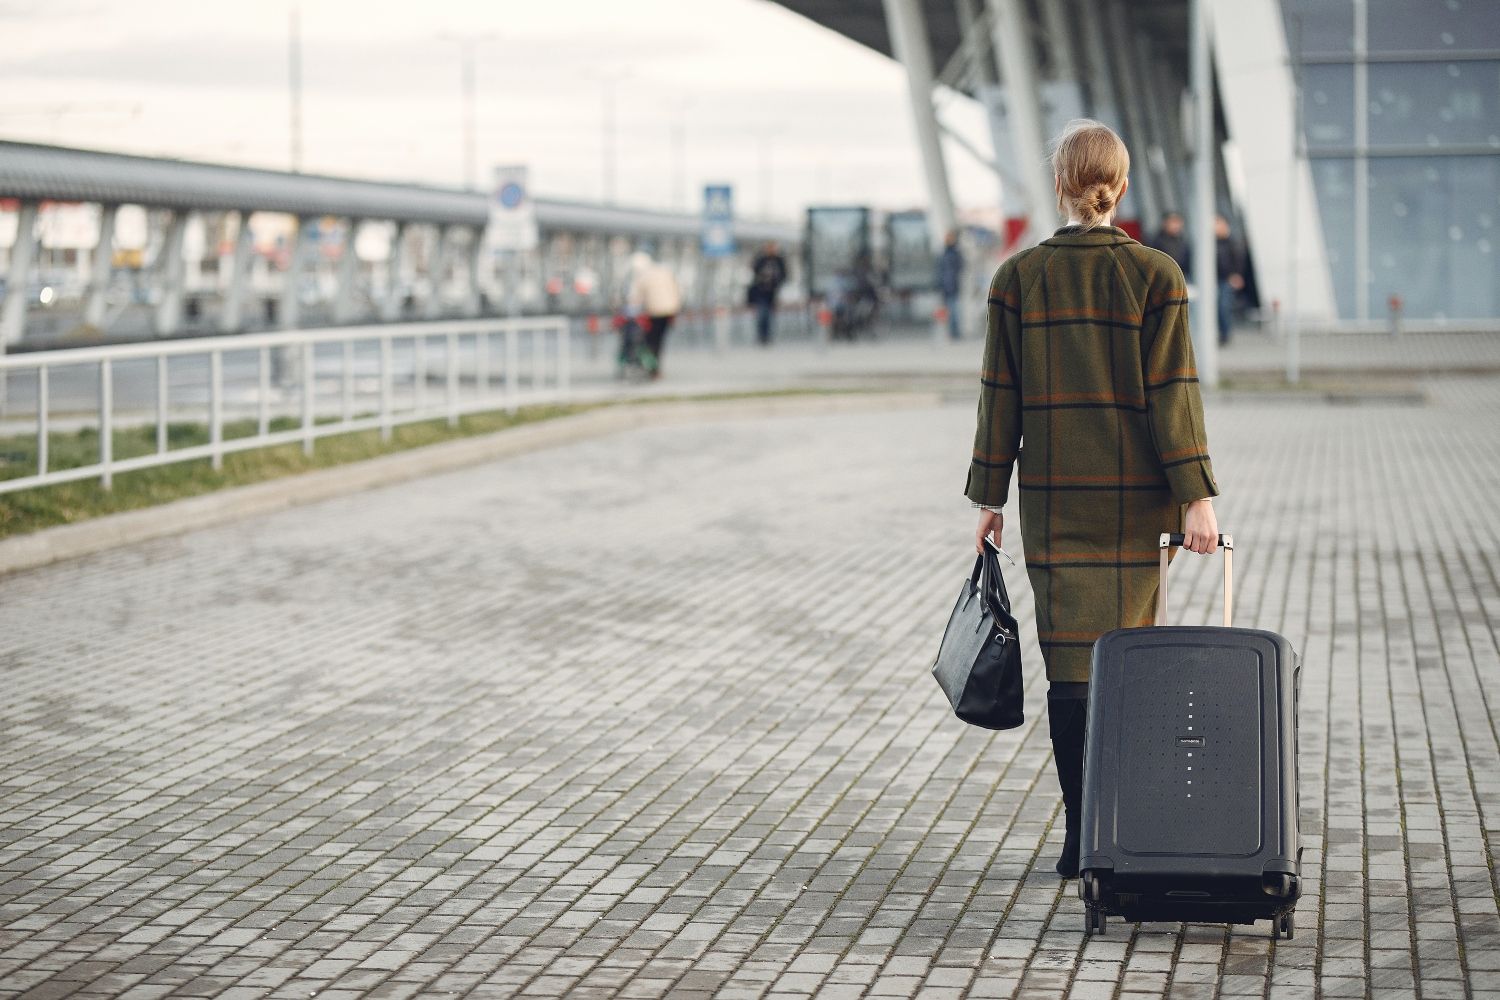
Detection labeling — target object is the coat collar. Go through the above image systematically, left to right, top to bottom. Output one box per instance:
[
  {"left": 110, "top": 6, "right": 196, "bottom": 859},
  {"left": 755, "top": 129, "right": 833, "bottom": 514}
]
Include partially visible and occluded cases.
[{"left": 1041, "top": 225, "right": 1136, "bottom": 247}]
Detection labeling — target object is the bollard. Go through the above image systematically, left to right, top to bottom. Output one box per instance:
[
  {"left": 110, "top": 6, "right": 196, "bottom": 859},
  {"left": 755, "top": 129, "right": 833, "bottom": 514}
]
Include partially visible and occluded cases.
[
  {"left": 1388, "top": 294, "right": 1403, "bottom": 337},
  {"left": 816, "top": 304, "right": 833, "bottom": 349},
  {"left": 932, "top": 305, "right": 949, "bottom": 345},
  {"left": 714, "top": 307, "right": 731, "bottom": 353}
]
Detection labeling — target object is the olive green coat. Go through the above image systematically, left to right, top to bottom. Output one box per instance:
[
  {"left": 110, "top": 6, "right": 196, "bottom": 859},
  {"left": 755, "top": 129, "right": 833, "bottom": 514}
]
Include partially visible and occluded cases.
[{"left": 965, "top": 226, "right": 1219, "bottom": 682}]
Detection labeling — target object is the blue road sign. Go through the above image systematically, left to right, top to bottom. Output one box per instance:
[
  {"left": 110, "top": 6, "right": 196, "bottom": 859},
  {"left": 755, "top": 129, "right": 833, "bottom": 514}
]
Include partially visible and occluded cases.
[{"left": 702, "top": 184, "right": 735, "bottom": 258}]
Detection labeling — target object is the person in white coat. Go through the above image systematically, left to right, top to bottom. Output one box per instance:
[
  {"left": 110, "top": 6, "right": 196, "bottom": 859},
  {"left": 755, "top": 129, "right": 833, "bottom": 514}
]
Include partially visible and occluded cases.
[{"left": 627, "top": 251, "right": 682, "bottom": 379}]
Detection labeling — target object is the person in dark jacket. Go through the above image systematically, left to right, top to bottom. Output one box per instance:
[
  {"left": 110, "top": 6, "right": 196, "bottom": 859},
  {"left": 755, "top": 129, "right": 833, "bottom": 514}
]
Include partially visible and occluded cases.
[
  {"left": 967, "top": 119, "right": 1221, "bottom": 879},
  {"left": 1147, "top": 211, "right": 1191, "bottom": 277},
  {"left": 1215, "top": 215, "right": 1246, "bottom": 345},
  {"left": 936, "top": 229, "right": 965, "bottom": 341},
  {"left": 747, "top": 242, "right": 788, "bottom": 346}
]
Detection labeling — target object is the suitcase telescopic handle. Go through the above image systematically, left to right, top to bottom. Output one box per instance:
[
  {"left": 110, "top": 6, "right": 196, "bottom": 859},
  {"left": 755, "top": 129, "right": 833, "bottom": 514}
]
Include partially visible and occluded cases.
[{"left": 1156, "top": 533, "right": 1234, "bottom": 627}]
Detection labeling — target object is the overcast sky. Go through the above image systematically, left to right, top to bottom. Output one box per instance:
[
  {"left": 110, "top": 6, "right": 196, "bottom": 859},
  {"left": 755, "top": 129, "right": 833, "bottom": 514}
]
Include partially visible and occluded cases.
[{"left": 2, "top": 0, "right": 999, "bottom": 222}]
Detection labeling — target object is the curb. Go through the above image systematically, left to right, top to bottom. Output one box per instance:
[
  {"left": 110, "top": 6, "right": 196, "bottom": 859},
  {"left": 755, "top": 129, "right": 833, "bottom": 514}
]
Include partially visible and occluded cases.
[{"left": 0, "top": 391, "right": 944, "bottom": 576}]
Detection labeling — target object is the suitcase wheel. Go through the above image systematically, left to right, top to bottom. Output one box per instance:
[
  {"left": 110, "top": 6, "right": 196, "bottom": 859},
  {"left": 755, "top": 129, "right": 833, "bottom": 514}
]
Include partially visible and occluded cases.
[
  {"left": 1082, "top": 872, "right": 1102, "bottom": 903},
  {"left": 1084, "top": 904, "right": 1106, "bottom": 936},
  {"left": 1273, "top": 910, "right": 1294, "bottom": 940}
]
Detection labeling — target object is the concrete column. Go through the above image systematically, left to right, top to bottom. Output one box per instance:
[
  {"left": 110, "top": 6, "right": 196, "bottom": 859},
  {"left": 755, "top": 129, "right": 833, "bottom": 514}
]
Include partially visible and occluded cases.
[
  {"left": 881, "top": 0, "right": 957, "bottom": 244},
  {"left": 955, "top": 0, "right": 997, "bottom": 86},
  {"left": 986, "top": 0, "right": 1055, "bottom": 243},
  {"left": 1040, "top": 0, "right": 1076, "bottom": 81},
  {"left": 1076, "top": 0, "right": 1124, "bottom": 125},
  {"left": 1101, "top": 0, "right": 1161, "bottom": 227},
  {"left": 1190, "top": 0, "right": 1219, "bottom": 387},
  {"left": 1211, "top": 0, "right": 1337, "bottom": 323},
  {"left": 1352, "top": 0, "right": 1369, "bottom": 319},
  {"left": 1038, "top": 1, "right": 1088, "bottom": 137},
  {"left": 1074, "top": 3, "right": 1140, "bottom": 223},
  {"left": 1132, "top": 29, "right": 1181, "bottom": 213},
  {"left": 1150, "top": 57, "right": 1194, "bottom": 213},
  {"left": 0, "top": 200, "right": 38, "bottom": 348},
  {"left": 83, "top": 203, "right": 117, "bottom": 330},
  {"left": 153, "top": 210, "right": 188, "bottom": 337},
  {"left": 220, "top": 211, "right": 255, "bottom": 333},
  {"left": 281, "top": 215, "right": 313, "bottom": 330},
  {"left": 333, "top": 217, "right": 362, "bottom": 324},
  {"left": 382, "top": 222, "right": 410, "bottom": 321},
  {"left": 423, "top": 224, "right": 452, "bottom": 320},
  {"left": 463, "top": 226, "right": 485, "bottom": 318},
  {"left": 597, "top": 236, "right": 615, "bottom": 310}
]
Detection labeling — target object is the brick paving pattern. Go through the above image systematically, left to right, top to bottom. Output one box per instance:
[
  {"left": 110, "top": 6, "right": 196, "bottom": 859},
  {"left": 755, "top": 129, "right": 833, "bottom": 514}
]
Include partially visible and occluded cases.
[{"left": 1, "top": 371, "right": 1498, "bottom": 998}]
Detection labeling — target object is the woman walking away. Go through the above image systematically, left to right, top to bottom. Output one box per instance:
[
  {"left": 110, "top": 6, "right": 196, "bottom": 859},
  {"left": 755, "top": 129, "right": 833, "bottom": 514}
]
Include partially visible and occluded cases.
[
  {"left": 965, "top": 120, "right": 1221, "bottom": 879},
  {"left": 627, "top": 251, "right": 683, "bottom": 380}
]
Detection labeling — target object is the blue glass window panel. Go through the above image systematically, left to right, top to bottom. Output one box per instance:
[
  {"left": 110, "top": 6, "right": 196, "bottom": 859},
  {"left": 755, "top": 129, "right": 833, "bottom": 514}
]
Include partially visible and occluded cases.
[
  {"left": 1281, "top": 0, "right": 1355, "bottom": 54},
  {"left": 1367, "top": 0, "right": 1500, "bottom": 55},
  {"left": 1367, "top": 61, "right": 1500, "bottom": 148},
  {"left": 1303, "top": 64, "right": 1356, "bottom": 149},
  {"left": 1367, "top": 155, "right": 1500, "bottom": 318},
  {"left": 1309, "top": 158, "right": 1358, "bottom": 317}
]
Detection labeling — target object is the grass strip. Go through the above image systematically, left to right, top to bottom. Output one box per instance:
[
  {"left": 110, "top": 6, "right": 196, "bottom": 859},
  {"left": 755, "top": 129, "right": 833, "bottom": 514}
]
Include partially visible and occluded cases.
[{"left": 0, "top": 388, "right": 875, "bottom": 538}]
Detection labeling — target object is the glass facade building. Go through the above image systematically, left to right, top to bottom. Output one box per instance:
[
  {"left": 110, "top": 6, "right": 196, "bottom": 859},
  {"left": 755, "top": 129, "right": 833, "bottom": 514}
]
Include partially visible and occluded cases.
[{"left": 1285, "top": 0, "right": 1500, "bottom": 320}]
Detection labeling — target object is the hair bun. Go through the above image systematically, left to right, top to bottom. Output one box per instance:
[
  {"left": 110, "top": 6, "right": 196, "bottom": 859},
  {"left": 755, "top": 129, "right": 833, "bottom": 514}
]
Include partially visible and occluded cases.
[{"left": 1082, "top": 183, "right": 1115, "bottom": 215}]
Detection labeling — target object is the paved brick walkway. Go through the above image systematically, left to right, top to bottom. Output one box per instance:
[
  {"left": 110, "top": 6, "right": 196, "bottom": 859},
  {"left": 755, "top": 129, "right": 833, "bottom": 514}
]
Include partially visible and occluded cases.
[{"left": 2, "top": 373, "right": 1498, "bottom": 998}]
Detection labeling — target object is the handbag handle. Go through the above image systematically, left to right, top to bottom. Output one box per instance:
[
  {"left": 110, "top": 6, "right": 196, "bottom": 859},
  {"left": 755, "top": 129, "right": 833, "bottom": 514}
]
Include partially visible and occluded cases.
[{"left": 978, "top": 539, "right": 1012, "bottom": 618}]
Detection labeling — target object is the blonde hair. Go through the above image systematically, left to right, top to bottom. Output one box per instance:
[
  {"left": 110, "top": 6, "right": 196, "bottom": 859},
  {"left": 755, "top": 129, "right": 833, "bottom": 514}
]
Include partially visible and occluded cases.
[{"left": 1050, "top": 119, "right": 1130, "bottom": 230}]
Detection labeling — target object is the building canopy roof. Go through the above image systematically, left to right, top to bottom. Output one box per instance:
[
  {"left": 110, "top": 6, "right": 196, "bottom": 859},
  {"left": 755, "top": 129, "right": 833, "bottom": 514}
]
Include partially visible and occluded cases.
[
  {"left": 769, "top": 0, "right": 1190, "bottom": 94},
  {"left": 0, "top": 141, "right": 797, "bottom": 243},
  {"left": 0, "top": 141, "right": 486, "bottom": 226}
]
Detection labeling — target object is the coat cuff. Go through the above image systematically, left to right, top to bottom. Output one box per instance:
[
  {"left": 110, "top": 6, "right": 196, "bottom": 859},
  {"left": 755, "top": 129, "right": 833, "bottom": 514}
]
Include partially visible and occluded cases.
[
  {"left": 1165, "top": 458, "right": 1220, "bottom": 505},
  {"left": 965, "top": 461, "right": 1014, "bottom": 508}
]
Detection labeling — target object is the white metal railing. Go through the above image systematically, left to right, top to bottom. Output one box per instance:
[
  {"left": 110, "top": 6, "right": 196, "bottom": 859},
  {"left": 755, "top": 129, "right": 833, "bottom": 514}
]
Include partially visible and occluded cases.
[{"left": 0, "top": 317, "right": 570, "bottom": 495}]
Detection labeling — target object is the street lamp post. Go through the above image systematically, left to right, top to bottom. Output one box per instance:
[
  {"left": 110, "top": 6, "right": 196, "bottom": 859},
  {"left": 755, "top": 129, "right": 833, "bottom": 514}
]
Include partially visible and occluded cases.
[
  {"left": 289, "top": 3, "right": 303, "bottom": 173},
  {"left": 437, "top": 32, "right": 496, "bottom": 191}
]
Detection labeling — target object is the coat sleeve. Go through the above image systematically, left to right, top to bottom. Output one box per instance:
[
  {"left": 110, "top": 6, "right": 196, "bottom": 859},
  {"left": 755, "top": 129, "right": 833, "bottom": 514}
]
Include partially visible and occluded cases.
[
  {"left": 964, "top": 261, "right": 1023, "bottom": 508},
  {"left": 1142, "top": 266, "right": 1220, "bottom": 504}
]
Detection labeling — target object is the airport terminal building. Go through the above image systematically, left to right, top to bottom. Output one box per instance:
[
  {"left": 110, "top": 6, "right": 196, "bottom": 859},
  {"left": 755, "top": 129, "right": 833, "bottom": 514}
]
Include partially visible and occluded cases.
[{"left": 776, "top": 0, "right": 1500, "bottom": 325}]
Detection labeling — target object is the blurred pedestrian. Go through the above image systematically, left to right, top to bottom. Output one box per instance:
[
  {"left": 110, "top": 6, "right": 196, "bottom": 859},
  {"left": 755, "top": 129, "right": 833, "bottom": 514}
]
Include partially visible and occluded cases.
[
  {"left": 968, "top": 119, "right": 1220, "bottom": 879},
  {"left": 1147, "top": 211, "right": 1191, "bottom": 277},
  {"left": 1215, "top": 215, "right": 1246, "bottom": 346},
  {"left": 936, "top": 229, "right": 965, "bottom": 341},
  {"left": 747, "top": 241, "right": 787, "bottom": 346},
  {"left": 627, "top": 251, "right": 682, "bottom": 380}
]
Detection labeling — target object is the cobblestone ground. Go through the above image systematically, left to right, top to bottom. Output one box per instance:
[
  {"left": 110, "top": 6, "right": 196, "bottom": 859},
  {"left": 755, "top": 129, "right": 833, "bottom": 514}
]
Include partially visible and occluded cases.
[{"left": 2, "top": 375, "right": 1499, "bottom": 999}]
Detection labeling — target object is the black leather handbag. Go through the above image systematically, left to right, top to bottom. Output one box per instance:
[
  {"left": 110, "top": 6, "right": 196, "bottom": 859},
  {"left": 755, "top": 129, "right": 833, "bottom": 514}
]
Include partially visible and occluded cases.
[{"left": 931, "top": 538, "right": 1024, "bottom": 730}]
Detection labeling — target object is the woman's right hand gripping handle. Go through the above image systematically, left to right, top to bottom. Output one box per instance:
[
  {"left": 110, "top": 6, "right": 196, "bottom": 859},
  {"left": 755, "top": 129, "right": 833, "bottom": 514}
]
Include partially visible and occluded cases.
[{"left": 1181, "top": 499, "right": 1219, "bottom": 554}]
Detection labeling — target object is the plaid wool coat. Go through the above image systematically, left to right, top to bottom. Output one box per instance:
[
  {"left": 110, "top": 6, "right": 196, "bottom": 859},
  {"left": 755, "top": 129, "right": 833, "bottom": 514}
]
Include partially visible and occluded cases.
[{"left": 965, "top": 225, "right": 1219, "bottom": 682}]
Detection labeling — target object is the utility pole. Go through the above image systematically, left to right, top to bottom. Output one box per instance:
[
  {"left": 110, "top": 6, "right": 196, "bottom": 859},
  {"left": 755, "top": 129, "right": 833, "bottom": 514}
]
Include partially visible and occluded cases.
[
  {"left": 289, "top": 3, "right": 303, "bottom": 172},
  {"left": 438, "top": 33, "right": 495, "bottom": 190},
  {"left": 462, "top": 41, "right": 476, "bottom": 190},
  {"left": 594, "top": 70, "right": 634, "bottom": 205},
  {"left": 604, "top": 84, "right": 616, "bottom": 205},
  {"left": 669, "top": 98, "right": 692, "bottom": 212},
  {"left": 757, "top": 130, "right": 773, "bottom": 219}
]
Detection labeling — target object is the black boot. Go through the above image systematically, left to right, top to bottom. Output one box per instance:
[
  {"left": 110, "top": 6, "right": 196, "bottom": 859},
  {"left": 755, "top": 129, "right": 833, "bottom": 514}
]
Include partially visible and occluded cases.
[{"left": 1047, "top": 691, "right": 1088, "bottom": 879}]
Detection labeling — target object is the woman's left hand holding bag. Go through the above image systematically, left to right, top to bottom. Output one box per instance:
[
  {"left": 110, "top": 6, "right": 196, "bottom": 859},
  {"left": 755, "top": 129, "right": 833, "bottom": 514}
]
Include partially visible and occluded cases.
[{"left": 975, "top": 509, "right": 1003, "bottom": 554}]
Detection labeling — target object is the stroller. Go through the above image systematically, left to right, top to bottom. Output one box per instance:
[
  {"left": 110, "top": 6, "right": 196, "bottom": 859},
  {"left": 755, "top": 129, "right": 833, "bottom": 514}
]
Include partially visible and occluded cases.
[
  {"left": 829, "top": 269, "right": 881, "bottom": 341},
  {"left": 615, "top": 312, "right": 657, "bottom": 381}
]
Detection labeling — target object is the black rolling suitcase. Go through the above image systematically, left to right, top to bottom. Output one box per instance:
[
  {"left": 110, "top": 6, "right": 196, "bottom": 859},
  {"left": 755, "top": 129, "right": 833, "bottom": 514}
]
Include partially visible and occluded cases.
[{"left": 1079, "top": 532, "right": 1302, "bottom": 938}]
